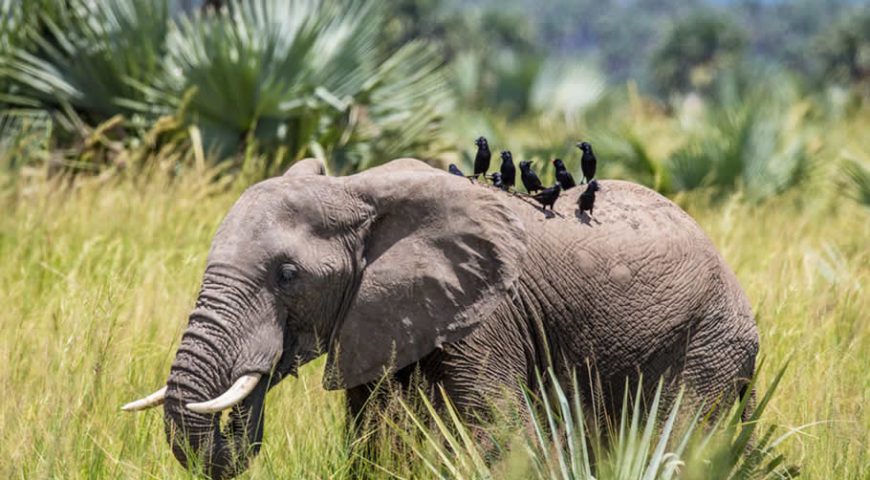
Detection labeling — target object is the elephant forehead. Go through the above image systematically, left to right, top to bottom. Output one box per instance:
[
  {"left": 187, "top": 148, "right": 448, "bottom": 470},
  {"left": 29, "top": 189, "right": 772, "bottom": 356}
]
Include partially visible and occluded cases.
[
  {"left": 210, "top": 192, "right": 306, "bottom": 261},
  {"left": 209, "top": 223, "right": 303, "bottom": 261}
]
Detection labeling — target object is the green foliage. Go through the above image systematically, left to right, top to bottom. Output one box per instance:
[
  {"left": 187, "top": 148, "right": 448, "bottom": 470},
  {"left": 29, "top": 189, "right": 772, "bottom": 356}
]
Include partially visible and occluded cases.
[
  {"left": 0, "top": 0, "right": 64, "bottom": 102},
  {"left": 0, "top": 0, "right": 28, "bottom": 98},
  {"left": 1, "top": 0, "right": 449, "bottom": 174},
  {"left": 3, "top": 0, "right": 171, "bottom": 119},
  {"left": 136, "top": 0, "right": 450, "bottom": 171},
  {"left": 467, "top": 0, "right": 859, "bottom": 89},
  {"left": 397, "top": 1, "right": 543, "bottom": 116},
  {"left": 812, "top": 8, "right": 870, "bottom": 86},
  {"left": 651, "top": 11, "right": 747, "bottom": 95},
  {"left": 529, "top": 59, "right": 607, "bottom": 119},
  {"left": 446, "top": 71, "right": 832, "bottom": 202},
  {"left": 667, "top": 74, "right": 814, "bottom": 200},
  {"left": 0, "top": 110, "right": 52, "bottom": 174},
  {"left": 603, "top": 129, "right": 672, "bottom": 195},
  {"left": 0, "top": 152, "right": 867, "bottom": 478},
  {"left": 840, "top": 154, "right": 870, "bottom": 206},
  {"left": 400, "top": 367, "right": 801, "bottom": 480},
  {"left": 393, "top": 386, "right": 491, "bottom": 479}
]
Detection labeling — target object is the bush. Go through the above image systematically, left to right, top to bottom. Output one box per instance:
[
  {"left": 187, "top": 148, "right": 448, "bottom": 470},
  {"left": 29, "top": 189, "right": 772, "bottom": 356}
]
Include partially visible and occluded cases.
[
  {"left": 1, "top": 0, "right": 450, "bottom": 174},
  {"left": 3, "top": 0, "right": 170, "bottom": 119},
  {"left": 813, "top": 9, "right": 870, "bottom": 87},
  {"left": 651, "top": 12, "right": 746, "bottom": 96},
  {"left": 668, "top": 76, "right": 814, "bottom": 200},
  {"left": 399, "top": 366, "right": 800, "bottom": 480}
]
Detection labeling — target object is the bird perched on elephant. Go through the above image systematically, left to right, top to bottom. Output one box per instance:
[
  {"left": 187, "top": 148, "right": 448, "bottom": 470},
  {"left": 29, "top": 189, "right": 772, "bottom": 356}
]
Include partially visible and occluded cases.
[
  {"left": 472, "top": 136, "right": 491, "bottom": 180},
  {"left": 577, "top": 141, "right": 597, "bottom": 183},
  {"left": 499, "top": 151, "right": 516, "bottom": 190},
  {"left": 123, "top": 158, "right": 758, "bottom": 480},
  {"left": 553, "top": 158, "right": 576, "bottom": 190},
  {"left": 519, "top": 160, "right": 543, "bottom": 193},
  {"left": 490, "top": 172, "right": 505, "bottom": 189},
  {"left": 579, "top": 179, "right": 600, "bottom": 216},
  {"left": 531, "top": 184, "right": 561, "bottom": 210}
]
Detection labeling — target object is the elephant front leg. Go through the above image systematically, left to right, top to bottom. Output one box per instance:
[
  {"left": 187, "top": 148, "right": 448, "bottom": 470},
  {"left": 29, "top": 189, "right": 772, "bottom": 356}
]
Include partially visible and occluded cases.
[
  {"left": 418, "top": 326, "right": 536, "bottom": 462},
  {"left": 343, "top": 364, "right": 431, "bottom": 472},
  {"left": 344, "top": 380, "right": 390, "bottom": 476},
  {"left": 345, "top": 382, "right": 372, "bottom": 433}
]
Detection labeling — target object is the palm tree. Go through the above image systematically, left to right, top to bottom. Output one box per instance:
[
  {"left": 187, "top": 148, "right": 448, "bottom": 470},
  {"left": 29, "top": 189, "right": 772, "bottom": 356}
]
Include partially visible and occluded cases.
[{"left": 2, "top": 0, "right": 450, "bottom": 173}]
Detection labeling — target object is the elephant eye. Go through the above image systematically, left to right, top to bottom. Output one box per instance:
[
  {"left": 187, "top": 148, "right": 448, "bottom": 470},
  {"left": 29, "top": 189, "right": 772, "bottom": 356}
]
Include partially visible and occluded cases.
[{"left": 278, "top": 264, "right": 298, "bottom": 286}]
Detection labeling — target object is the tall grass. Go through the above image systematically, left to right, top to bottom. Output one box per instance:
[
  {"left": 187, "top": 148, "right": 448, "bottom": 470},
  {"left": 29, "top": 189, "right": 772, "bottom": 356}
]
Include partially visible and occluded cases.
[
  {"left": 0, "top": 154, "right": 866, "bottom": 478},
  {"left": 402, "top": 366, "right": 799, "bottom": 480}
]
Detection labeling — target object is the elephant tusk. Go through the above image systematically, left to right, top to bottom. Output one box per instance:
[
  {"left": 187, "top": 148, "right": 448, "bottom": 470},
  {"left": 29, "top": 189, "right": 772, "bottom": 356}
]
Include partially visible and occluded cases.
[
  {"left": 186, "top": 374, "right": 262, "bottom": 414},
  {"left": 121, "top": 386, "right": 167, "bottom": 412}
]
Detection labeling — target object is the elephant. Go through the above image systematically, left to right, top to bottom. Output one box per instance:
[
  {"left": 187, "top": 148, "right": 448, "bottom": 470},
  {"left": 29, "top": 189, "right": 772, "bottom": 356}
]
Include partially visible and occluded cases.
[{"left": 122, "top": 157, "right": 758, "bottom": 479}]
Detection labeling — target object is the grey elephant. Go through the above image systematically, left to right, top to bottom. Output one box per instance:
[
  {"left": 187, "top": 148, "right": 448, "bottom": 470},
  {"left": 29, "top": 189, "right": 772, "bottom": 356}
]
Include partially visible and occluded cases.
[{"left": 123, "top": 158, "right": 758, "bottom": 479}]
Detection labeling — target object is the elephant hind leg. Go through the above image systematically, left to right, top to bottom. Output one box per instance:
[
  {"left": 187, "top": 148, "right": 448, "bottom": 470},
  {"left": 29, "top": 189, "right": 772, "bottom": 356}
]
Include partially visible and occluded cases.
[{"left": 680, "top": 322, "right": 758, "bottom": 422}]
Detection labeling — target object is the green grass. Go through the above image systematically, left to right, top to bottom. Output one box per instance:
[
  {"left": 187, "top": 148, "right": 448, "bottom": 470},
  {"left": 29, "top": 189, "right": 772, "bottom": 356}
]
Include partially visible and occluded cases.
[
  {"left": 0, "top": 161, "right": 866, "bottom": 478},
  {"left": 399, "top": 364, "right": 800, "bottom": 480}
]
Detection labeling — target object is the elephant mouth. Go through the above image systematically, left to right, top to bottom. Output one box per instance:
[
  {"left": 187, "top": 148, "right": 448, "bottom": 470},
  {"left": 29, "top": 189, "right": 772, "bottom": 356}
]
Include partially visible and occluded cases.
[
  {"left": 156, "top": 307, "right": 285, "bottom": 480},
  {"left": 164, "top": 373, "right": 269, "bottom": 480}
]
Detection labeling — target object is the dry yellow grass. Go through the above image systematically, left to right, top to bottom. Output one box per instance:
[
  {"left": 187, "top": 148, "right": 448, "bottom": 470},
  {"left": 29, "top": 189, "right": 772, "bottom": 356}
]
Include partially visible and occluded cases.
[{"left": 0, "top": 163, "right": 866, "bottom": 478}]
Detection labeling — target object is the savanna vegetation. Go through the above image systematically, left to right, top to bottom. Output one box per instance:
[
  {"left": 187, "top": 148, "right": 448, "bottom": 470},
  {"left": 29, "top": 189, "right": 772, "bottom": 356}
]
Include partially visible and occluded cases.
[{"left": 0, "top": 0, "right": 867, "bottom": 478}]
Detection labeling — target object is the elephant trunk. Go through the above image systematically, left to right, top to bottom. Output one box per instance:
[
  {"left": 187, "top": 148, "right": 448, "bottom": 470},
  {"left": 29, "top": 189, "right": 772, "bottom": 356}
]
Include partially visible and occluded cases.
[{"left": 164, "top": 305, "right": 273, "bottom": 479}]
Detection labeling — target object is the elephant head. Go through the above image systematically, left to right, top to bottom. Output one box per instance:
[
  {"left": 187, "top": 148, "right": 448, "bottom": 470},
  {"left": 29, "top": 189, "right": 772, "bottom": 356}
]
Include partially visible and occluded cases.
[{"left": 123, "top": 158, "right": 527, "bottom": 478}]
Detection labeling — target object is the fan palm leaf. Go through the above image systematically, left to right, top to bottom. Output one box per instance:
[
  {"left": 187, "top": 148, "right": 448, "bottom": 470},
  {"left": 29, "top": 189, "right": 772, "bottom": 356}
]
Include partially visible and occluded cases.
[
  {"left": 4, "top": 0, "right": 170, "bottom": 117},
  {"left": 141, "top": 0, "right": 448, "bottom": 169}
]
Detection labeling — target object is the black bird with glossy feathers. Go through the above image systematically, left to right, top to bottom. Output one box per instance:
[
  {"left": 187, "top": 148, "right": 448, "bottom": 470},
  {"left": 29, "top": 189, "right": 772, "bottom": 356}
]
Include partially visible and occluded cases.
[
  {"left": 473, "top": 136, "right": 491, "bottom": 180},
  {"left": 577, "top": 142, "right": 597, "bottom": 183},
  {"left": 499, "top": 151, "right": 516, "bottom": 190},
  {"left": 553, "top": 158, "right": 576, "bottom": 190},
  {"left": 519, "top": 160, "right": 543, "bottom": 193},
  {"left": 448, "top": 163, "right": 464, "bottom": 176},
  {"left": 490, "top": 172, "right": 504, "bottom": 189},
  {"left": 578, "top": 180, "right": 600, "bottom": 216},
  {"left": 532, "top": 184, "right": 561, "bottom": 210}
]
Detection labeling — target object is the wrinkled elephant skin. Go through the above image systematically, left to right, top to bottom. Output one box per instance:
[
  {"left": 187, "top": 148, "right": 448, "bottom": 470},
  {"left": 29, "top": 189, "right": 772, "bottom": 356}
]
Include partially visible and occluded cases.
[{"left": 128, "top": 158, "right": 757, "bottom": 479}]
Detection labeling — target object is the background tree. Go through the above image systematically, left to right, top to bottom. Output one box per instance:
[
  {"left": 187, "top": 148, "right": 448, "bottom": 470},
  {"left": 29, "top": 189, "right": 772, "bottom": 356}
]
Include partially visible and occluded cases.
[
  {"left": 813, "top": 8, "right": 870, "bottom": 86},
  {"left": 651, "top": 11, "right": 747, "bottom": 95}
]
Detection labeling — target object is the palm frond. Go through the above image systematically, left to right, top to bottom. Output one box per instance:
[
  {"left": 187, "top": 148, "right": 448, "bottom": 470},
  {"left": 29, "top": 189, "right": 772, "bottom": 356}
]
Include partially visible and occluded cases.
[
  {"left": 4, "top": 0, "right": 170, "bottom": 117},
  {"left": 142, "top": 0, "right": 447, "bottom": 170},
  {"left": 840, "top": 153, "right": 870, "bottom": 206},
  {"left": 396, "top": 365, "right": 797, "bottom": 480}
]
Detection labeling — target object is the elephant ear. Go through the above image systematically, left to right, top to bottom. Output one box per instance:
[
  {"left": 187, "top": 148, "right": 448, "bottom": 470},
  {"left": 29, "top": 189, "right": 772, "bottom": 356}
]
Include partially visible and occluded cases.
[
  {"left": 283, "top": 158, "right": 326, "bottom": 177},
  {"left": 323, "top": 165, "right": 528, "bottom": 389}
]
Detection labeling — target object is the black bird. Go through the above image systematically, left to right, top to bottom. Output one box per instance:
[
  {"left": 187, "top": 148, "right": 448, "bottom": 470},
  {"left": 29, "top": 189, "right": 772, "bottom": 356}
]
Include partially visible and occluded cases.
[
  {"left": 473, "top": 136, "right": 491, "bottom": 180},
  {"left": 576, "top": 141, "right": 597, "bottom": 183},
  {"left": 499, "top": 151, "right": 516, "bottom": 190},
  {"left": 553, "top": 158, "right": 576, "bottom": 190},
  {"left": 519, "top": 160, "right": 543, "bottom": 193},
  {"left": 448, "top": 163, "right": 464, "bottom": 176},
  {"left": 490, "top": 172, "right": 504, "bottom": 189},
  {"left": 578, "top": 180, "right": 600, "bottom": 216},
  {"left": 532, "top": 184, "right": 562, "bottom": 210}
]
